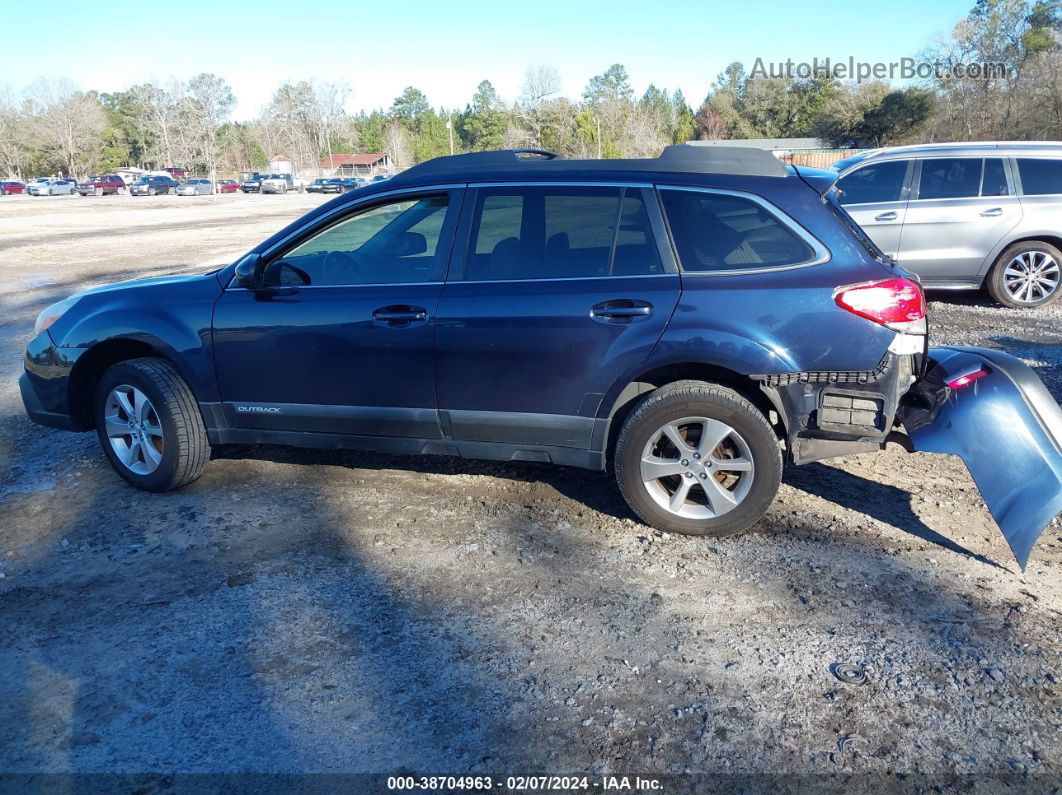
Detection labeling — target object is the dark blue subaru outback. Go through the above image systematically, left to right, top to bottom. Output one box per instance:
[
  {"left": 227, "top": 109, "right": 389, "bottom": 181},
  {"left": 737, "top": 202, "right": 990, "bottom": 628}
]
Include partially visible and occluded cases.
[{"left": 20, "top": 146, "right": 1062, "bottom": 568}]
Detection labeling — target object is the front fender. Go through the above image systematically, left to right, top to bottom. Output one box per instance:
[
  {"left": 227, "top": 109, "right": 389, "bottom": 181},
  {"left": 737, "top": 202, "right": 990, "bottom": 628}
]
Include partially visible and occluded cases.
[{"left": 900, "top": 347, "right": 1062, "bottom": 569}]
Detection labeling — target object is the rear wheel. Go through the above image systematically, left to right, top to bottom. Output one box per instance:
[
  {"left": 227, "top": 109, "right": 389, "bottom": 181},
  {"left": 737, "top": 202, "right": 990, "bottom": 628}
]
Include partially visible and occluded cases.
[
  {"left": 987, "top": 241, "right": 1061, "bottom": 308},
  {"left": 94, "top": 358, "right": 210, "bottom": 492},
  {"left": 614, "top": 381, "right": 782, "bottom": 537}
]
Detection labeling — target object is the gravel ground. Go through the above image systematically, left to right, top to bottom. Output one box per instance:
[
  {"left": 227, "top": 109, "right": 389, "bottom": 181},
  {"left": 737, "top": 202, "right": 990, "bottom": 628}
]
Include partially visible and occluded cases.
[{"left": 0, "top": 192, "right": 1059, "bottom": 787}]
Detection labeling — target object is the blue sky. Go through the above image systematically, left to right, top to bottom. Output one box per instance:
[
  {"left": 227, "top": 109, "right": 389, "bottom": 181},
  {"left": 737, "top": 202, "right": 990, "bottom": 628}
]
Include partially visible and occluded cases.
[{"left": 3, "top": 0, "right": 974, "bottom": 119}]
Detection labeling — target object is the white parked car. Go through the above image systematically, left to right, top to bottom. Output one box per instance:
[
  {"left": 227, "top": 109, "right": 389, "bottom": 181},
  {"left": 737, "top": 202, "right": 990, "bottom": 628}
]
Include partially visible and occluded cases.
[
  {"left": 260, "top": 173, "right": 303, "bottom": 194},
  {"left": 27, "top": 178, "right": 76, "bottom": 196},
  {"left": 176, "top": 178, "right": 214, "bottom": 196}
]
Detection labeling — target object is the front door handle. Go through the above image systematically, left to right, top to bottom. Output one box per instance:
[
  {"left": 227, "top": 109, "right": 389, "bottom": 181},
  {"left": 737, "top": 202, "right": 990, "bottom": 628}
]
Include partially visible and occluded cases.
[
  {"left": 980, "top": 207, "right": 1004, "bottom": 217},
  {"left": 874, "top": 211, "right": 898, "bottom": 222},
  {"left": 591, "top": 299, "right": 653, "bottom": 323},
  {"left": 372, "top": 305, "right": 428, "bottom": 327}
]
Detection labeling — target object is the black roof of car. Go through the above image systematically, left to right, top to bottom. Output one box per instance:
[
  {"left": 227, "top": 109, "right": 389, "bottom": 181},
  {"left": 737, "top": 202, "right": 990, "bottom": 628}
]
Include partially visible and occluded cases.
[{"left": 390, "top": 145, "right": 789, "bottom": 187}]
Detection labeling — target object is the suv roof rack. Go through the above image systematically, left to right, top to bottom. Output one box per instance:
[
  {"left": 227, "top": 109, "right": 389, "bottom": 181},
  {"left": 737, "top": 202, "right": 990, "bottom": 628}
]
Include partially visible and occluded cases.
[{"left": 394, "top": 144, "right": 789, "bottom": 181}]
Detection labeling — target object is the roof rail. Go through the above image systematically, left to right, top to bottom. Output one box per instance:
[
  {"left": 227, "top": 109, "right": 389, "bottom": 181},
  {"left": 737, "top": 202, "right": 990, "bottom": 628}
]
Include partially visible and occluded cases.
[{"left": 392, "top": 144, "right": 789, "bottom": 181}]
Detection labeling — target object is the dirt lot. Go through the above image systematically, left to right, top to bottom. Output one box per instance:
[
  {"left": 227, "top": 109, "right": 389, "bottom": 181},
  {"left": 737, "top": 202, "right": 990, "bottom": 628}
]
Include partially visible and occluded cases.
[{"left": 0, "top": 192, "right": 1059, "bottom": 786}]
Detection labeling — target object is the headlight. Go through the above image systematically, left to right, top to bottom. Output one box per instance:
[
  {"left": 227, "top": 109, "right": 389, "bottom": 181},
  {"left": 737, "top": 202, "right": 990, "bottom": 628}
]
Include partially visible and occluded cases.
[{"left": 34, "top": 295, "right": 80, "bottom": 336}]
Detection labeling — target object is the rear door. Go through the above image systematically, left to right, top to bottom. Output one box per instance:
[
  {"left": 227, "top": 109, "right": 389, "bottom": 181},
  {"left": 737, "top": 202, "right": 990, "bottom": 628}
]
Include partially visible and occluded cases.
[
  {"left": 897, "top": 157, "right": 1022, "bottom": 285},
  {"left": 836, "top": 159, "right": 913, "bottom": 258},
  {"left": 434, "top": 183, "right": 680, "bottom": 450}
]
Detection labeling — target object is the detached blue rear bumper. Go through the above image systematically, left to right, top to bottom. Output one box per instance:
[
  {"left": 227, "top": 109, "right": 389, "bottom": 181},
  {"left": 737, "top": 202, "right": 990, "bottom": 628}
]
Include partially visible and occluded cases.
[{"left": 900, "top": 346, "right": 1062, "bottom": 570}]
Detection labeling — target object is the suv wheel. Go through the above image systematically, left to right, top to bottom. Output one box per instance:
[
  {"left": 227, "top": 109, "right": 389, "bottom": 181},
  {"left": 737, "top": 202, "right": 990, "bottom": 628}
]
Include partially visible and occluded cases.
[
  {"left": 987, "top": 241, "right": 1061, "bottom": 308},
  {"left": 94, "top": 358, "right": 210, "bottom": 492},
  {"left": 614, "top": 381, "right": 782, "bottom": 537}
]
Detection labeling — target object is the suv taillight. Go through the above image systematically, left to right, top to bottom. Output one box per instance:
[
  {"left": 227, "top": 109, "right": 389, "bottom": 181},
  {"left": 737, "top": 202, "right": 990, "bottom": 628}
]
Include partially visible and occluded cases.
[{"left": 833, "top": 277, "right": 926, "bottom": 333}]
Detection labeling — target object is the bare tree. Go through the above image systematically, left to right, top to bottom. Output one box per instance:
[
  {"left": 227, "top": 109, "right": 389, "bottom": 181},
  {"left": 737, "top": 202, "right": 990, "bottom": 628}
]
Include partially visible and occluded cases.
[
  {"left": 516, "top": 65, "right": 562, "bottom": 148},
  {"left": 186, "top": 73, "right": 235, "bottom": 182},
  {"left": 24, "top": 79, "right": 105, "bottom": 177},
  {"left": 384, "top": 119, "right": 411, "bottom": 167}
]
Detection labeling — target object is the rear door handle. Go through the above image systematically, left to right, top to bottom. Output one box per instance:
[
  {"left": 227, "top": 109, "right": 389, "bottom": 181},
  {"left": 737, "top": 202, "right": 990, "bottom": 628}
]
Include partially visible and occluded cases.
[
  {"left": 980, "top": 207, "right": 1004, "bottom": 217},
  {"left": 874, "top": 211, "right": 898, "bottom": 222},
  {"left": 591, "top": 300, "right": 653, "bottom": 323},
  {"left": 372, "top": 305, "right": 428, "bottom": 327}
]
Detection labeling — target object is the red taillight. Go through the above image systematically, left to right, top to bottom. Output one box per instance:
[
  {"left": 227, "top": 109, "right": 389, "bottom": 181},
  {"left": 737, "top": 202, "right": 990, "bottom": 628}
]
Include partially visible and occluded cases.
[
  {"left": 834, "top": 277, "right": 926, "bottom": 331},
  {"left": 947, "top": 367, "right": 989, "bottom": 390}
]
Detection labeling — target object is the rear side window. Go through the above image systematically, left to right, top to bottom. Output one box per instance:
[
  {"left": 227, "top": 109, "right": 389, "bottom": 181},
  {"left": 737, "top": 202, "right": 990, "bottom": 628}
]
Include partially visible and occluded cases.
[
  {"left": 917, "top": 158, "right": 982, "bottom": 199},
  {"left": 982, "top": 158, "right": 1009, "bottom": 196},
  {"left": 1017, "top": 158, "right": 1062, "bottom": 196},
  {"left": 836, "top": 161, "right": 909, "bottom": 205},
  {"left": 464, "top": 186, "right": 663, "bottom": 281},
  {"left": 660, "top": 189, "right": 816, "bottom": 272}
]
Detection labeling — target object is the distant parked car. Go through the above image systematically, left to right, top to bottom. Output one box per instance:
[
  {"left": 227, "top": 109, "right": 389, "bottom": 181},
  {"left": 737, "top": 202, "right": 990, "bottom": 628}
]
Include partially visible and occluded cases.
[
  {"left": 831, "top": 141, "right": 1062, "bottom": 307},
  {"left": 77, "top": 174, "right": 125, "bottom": 196},
  {"left": 260, "top": 174, "right": 295, "bottom": 194},
  {"left": 370, "top": 174, "right": 389, "bottom": 183},
  {"left": 129, "top": 175, "right": 179, "bottom": 196},
  {"left": 240, "top": 175, "right": 264, "bottom": 193},
  {"left": 29, "top": 178, "right": 77, "bottom": 196},
  {"left": 177, "top": 178, "right": 214, "bottom": 196},
  {"left": 307, "top": 178, "right": 335, "bottom": 194},
  {"left": 216, "top": 179, "right": 239, "bottom": 194},
  {"left": 1, "top": 180, "right": 26, "bottom": 195}
]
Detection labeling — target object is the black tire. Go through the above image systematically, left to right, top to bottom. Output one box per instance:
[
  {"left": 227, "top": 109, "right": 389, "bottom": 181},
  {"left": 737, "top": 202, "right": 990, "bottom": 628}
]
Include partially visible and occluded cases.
[
  {"left": 148, "top": 187, "right": 156, "bottom": 196},
  {"left": 986, "top": 240, "right": 1062, "bottom": 308},
  {"left": 94, "top": 358, "right": 210, "bottom": 492},
  {"left": 614, "top": 380, "right": 782, "bottom": 537}
]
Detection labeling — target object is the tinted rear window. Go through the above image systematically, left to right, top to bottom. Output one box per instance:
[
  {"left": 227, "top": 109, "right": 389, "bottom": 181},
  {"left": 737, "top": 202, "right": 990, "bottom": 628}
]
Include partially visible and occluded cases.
[
  {"left": 918, "top": 158, "right": 982, "bottom": 199},
  {"left": 982, "top": 158, "right": 1009, "bottom": 196},
  {"left": 1017, "top": 158, "right": 1062, "bottom": 196},
  {"left": 837, "top": 160, "right": 909, "bottom": 205},
  {"left": 464, "top": 186, "right": 663, "bottom": 281},
  {"left": 661, "top": 189, "right": 816, "bottom": 272}
]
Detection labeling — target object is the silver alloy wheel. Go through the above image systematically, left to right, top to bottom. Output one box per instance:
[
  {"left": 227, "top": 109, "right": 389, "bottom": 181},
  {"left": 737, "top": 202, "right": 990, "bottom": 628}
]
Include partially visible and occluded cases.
[
  {"left": 1003, "top": 250, "right": 1060, "bottom": 304},
  {"left": 103, "top": 385, "right": 164, "bottom": 475},
  {"left": 639, "top": 416, "right": 755, "bottom": 519}
]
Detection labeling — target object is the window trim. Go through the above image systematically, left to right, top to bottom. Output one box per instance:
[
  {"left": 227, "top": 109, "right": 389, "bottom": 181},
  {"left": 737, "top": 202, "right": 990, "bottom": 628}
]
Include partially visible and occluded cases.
[
  {"left": 835, "top": 159, "right": 914, "bottom": 207},
  {"left": 448, "top": 181, "right": 679, "bottom": 284},
  {"left": 656, "top": 184, "right": 831, "bottom": 277}
]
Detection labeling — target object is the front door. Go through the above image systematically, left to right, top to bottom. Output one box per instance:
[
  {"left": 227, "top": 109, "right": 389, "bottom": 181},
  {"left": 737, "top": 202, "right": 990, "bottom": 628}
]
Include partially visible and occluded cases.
[
  {"left": 897, "top": 157, "right": 1022, "bottom": 285},
  {"left": 836, "top": 159, "right": 913, "bottom": 259},
  {"left": 434, "top": 184, "right": 680, "bottom": 449},
  {"left": 212, "top": 188, "right": 463, "bottom": 437}
]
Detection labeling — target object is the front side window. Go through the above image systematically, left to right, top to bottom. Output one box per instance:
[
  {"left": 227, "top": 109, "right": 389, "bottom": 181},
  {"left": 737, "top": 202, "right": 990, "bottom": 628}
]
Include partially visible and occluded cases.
[
  {"left": 917, "top": 158, "right": 982, "bottom": 200},
  {"left": 1016, "top": 158, "right": 1062, "bottom": 196},
  {"left": 836, "top": 160, "right": 909, "bottom": 205},
  {"left": 463, "top": 186, "right": 663, "bottom": 281},
  {"left": 661, "top": 189, "right": 816, "bottom": 272},
  {"left": 266, "top": 194, "right": 455, "bottom": 287}
]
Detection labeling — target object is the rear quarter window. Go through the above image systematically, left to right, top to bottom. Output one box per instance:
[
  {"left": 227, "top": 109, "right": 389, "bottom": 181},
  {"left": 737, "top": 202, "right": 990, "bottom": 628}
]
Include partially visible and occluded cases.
[
  {"left": 1017, "top": 158, "right": 1062, "bottom": 196},
  {"left": 660, "top": 189, "right": 817, "bottom": 272}
]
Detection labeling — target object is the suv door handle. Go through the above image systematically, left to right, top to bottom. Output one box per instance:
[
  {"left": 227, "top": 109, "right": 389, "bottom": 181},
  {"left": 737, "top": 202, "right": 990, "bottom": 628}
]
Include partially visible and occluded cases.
[
  {"left": 980, "top": 207, "right": 1004, "bottom": 217},
  {"left": 874, "top": 211, "right": 898, "bottom": 222},
  {"left": 591, "top": 300, "right": 653, "bottom": 323},
  {"left": 372, "top": 305, "right": 428, "bottom": 327}
]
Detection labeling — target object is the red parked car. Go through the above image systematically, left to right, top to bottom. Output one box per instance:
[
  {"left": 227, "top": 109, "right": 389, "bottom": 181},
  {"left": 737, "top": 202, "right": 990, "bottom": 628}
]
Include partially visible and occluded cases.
[
  {"left": 77, "top": 174, "right": 126, "bottom": 196},
  {"left": 216, "top": 179, "right": 239, "bottom": 194},
  {"left": 0, "top": 180, "right": 25, "bottom": 195}
]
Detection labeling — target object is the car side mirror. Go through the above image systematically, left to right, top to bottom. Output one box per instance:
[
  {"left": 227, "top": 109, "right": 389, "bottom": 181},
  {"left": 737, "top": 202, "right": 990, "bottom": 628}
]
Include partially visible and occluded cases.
[
  {"left": 398, "top": 232, "right": 428, "bottom": 257},
  {"left": 233, "top": 254, "right": 263, "bottom": 289}
]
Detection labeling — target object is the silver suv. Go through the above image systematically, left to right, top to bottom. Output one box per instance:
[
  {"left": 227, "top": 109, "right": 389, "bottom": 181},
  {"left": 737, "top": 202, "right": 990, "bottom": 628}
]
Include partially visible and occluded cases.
[{"left": 831, "top": 142, "right": 1062, "bottom": 307}]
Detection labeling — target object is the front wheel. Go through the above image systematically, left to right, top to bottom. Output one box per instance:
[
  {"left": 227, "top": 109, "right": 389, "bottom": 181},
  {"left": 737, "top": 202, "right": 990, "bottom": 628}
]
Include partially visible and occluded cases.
[
  {"left": 986, "top": 241, "right": 1061, "bottom": 308},
  {"left": 94, "top": 358, "right": 210, "bottom": 492},
  {"left": 614, "top": 381, "right": 782, "bottom": 537}
]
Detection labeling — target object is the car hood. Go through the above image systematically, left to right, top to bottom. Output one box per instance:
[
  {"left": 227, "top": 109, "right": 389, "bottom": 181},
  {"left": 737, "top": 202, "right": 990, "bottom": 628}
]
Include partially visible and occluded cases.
[{"left": 72, "top": 269, "right": 221, "bottom": 300}]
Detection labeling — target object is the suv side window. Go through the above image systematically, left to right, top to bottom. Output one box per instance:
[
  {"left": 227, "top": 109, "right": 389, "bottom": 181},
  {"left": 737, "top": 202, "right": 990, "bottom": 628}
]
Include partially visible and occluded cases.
[
  {"left": 917, "top": 158, "right": 982, "bottom": 200},
  {"left": 982, "top": 158, "right": 1010, "bottom": 196},
  {"left": 1016, "top": 158, "right": 1062, "bottom": 196},
  {"left": 836, "top": 160, "right": 909, "bottom": 205},
  {"left": 463, "top": 186, "right": 662, "bottom": 281},
  {"left": 660, "top": 189, "right": 816, "bottom": 272},
  {"left": 267, "top": 194, "right": 456, "bottom": 287}
]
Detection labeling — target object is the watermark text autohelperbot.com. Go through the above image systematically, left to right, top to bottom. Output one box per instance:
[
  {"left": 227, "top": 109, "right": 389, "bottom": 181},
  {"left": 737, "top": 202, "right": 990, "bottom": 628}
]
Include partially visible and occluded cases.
[{"left": 751, "top": 56, "right": 1011, "bottom": 82}]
